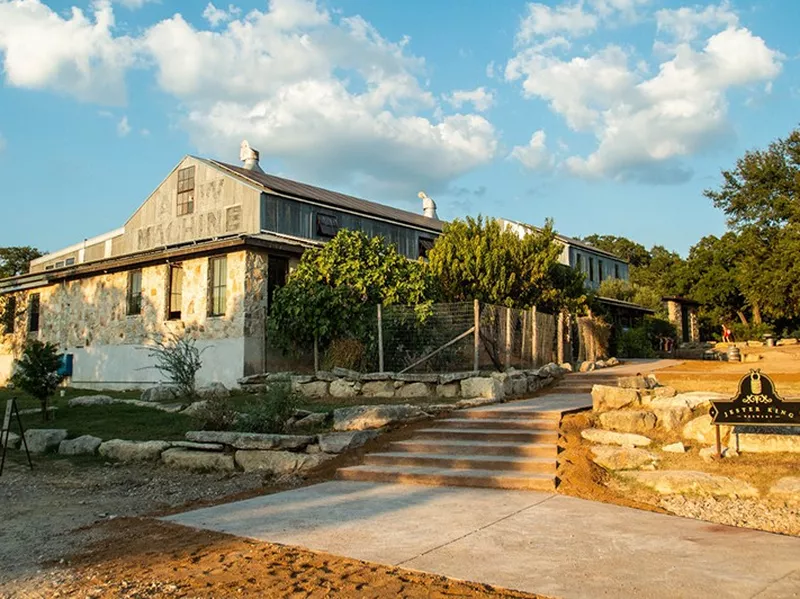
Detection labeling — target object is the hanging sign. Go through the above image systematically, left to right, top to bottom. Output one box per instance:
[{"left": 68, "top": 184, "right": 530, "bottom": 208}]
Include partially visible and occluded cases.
[{"left": 710, "top": 369, "right": 800, "bottom": 426}]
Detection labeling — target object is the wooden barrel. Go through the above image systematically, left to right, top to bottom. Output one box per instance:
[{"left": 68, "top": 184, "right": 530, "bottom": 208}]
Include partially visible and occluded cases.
[{"left": 727, "top": 346, "right": 741, "bottom": 362}]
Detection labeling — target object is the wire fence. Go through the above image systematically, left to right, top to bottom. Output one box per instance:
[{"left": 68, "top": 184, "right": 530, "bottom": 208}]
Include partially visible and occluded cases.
[{"left": 265, "top": 300, "right": 604, "bottom": 374}]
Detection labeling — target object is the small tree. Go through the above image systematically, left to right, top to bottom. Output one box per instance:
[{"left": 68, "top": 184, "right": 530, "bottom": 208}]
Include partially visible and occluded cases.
[
  {"left": 147, "top": 332, "right": 206, "bottom": 401},
  {"left": 11, "top": 340, "right": 64, "bottom": 421}
]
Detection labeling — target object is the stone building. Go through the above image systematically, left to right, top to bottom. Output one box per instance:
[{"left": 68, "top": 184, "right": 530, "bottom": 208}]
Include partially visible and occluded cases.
[
  {"left": 0, "top": 142, "right": 442, "bottom": 388},
  {"left": 663, "top": 296, "right": 701, "bottom": 343}
]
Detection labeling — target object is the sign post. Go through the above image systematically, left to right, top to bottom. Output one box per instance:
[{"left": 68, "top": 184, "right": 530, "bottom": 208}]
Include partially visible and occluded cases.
[
  {"left": 710, "top": 369, "right": 800, "bottom": 458},
  {"left": 0, "top": 398, "right": 33, "bottom": 477}
]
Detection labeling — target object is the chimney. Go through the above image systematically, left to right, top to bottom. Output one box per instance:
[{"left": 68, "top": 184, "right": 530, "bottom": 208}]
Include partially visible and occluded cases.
[
  {"left": 239, "top": 140, "right": 265, "bottom": 173},
  {"left": 418, "top": 191, "right": 438, "bottom": 219}
]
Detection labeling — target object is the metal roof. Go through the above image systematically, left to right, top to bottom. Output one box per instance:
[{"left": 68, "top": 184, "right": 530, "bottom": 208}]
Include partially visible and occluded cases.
[{"left": 211, "top": 160, "right": 445, "bottom": 233}]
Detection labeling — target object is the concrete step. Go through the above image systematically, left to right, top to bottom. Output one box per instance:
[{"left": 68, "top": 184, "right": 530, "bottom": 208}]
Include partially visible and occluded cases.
[
  {"left": 452, "top": 409, "right": 562, "bottom": 420},
  {"left": 431, "top": 418, "right": 559, "bottom": 431},
  {"left": 415, "top": 428, "right": 559, "bottom": 444},
  {"left": 389, "top": 439, "right": 558, "bottom": 458},
  {"left": 364, "top": 452, "right": 556, "bottom": 473},
  {"left": 337, "top": 464, "right": 555, "bottom": 491}
]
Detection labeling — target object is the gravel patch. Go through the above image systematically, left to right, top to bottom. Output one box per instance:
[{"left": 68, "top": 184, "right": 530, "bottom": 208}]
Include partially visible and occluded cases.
[{"left": 659, "top": 495, "right": 800, "bottom": 536}]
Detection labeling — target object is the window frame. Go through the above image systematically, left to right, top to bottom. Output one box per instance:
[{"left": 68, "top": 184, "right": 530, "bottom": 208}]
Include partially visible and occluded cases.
[
  {"left": 176, "top": 166, "right": 196, "bottom": 216},
  {"left": 316, "top": 213, "right": 340, "bottom": 238},
  {"left": 418, "top": 237, "right": 435, "bottom": 259},
  {"left": 208, "top": 256, "right": 228, "bottom": 317},
  {"left": 588, "top": 257, "right": 595, "bottom": 282},
  {"left": 598, "top": 259, "right": 604, "bottom": 283},
  {"left": 614, "top": 263, "right": 620, "bottom": 279},
  {"left": 167, "top": 264, "right": 183, "bottom": 321},
  {"left": 127, "top": 269, "right": 143, "bottom": 316},
  {"left": 28, "top": 293, "right": 40, "bottom": 333},
  {"left": 3, "top": 296, "right": 16, "bottom": 335}
]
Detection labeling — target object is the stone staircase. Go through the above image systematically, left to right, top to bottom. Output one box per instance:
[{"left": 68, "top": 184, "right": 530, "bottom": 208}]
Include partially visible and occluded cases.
[{"left": 337, "top": 371, "right": 619, "bottom": 491}]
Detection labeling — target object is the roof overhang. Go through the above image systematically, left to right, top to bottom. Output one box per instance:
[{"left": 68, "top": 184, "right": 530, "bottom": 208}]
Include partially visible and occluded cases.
[{"left": 596, "top": 296, "right": 656, "bottom": 314}]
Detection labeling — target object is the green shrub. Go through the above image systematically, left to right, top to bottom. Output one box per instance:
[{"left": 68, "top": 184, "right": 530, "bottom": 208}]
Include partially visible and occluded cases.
[
  {"left": 729, "top": 322, "right": 774, "bottom": 342},
  {"left": 615, "top": 327, "right": 656, "bottom": 359},
  {"left": 11, "top": 339, "right": 64, "bottom": 421},
  {"left": 238, "top": 384, "right": 298, "bottom": 434},
  {"left": 192, "top": 396, "right": 238, "bottom": 431}
]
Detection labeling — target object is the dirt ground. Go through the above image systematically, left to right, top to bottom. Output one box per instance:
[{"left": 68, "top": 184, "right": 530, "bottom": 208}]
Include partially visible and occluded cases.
[
  {"left": 657, "top": 344, "right": 800, "bottom": 395},
  {"left": 0, "top": 422, "right": 543, "bottom": 599}
]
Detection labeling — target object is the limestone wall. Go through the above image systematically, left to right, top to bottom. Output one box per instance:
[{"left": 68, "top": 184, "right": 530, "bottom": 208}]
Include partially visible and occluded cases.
[{"left": 0, "top": 251, "right": 249, "bottom": 387}]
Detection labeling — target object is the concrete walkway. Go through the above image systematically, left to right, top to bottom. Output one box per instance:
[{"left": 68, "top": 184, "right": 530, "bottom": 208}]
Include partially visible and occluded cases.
[{"left": 165, "top": 481, "right": 800, "bottom": 599}]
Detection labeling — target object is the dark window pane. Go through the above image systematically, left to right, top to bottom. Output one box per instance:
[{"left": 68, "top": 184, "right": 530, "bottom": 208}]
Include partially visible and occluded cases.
[
  {"left": 316, "top": 213, "right": 340, "bottom": 238},
  {"left": 418, "top": 237, "right": 435, "bottom": 258},
  {"left": 209, "top": 256, "right": 227, "bottom": 316},
  {"left": 267, "top": 256, "right": 289, "bottom": 314},
  {"left": 169, "top": 265, "right": 183, "bottom": 319},
  {"left": 127, "top": 270, "right": 142, "bottom": 315},
  {"left": 28, "top": 294, "right": 40, "bottom": 332},
  {"left": 3, "top": 296, "right": 16, "bottom": 334}
]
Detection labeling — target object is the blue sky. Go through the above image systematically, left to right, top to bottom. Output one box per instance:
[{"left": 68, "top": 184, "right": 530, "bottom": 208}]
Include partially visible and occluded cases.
[{"left": 0, "top": 0, "right": 797, "bottom": 257}]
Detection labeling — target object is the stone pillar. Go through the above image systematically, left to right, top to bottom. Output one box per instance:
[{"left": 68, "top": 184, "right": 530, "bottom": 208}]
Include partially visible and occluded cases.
[
  {"left": 666, "top": 300, "right": 681, "bottom": 325},
  {"left": 689, "top": 307, "right": 700, "bottom": 343}
]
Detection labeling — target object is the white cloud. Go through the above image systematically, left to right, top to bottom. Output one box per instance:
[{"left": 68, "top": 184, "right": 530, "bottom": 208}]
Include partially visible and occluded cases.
[
  {"left": 0, "top": 0, "right": 136, "bottom": 104},
  {"left": 143, "top": 0, "right": 497, "bottom": 194},
  {"left": 507, "top": 1, "right": 783, "bottom": 184},
  {"left": 656, "top": 1, "right": 738, "bottom": 43},
  {"left": 202, "top": 2, "right": 241, "bottom": 28},
  {"left": 516, "top": 2, "right": 598, "bottom": 45},
  {"left": 446, "top": 87, "right": 494, "bottom": 112},
  {"left": 117, "top": 115, "right": 131, "bottom": 137},
  {"left": 510, "top": 130, "right": 554, "bottom": 171}
]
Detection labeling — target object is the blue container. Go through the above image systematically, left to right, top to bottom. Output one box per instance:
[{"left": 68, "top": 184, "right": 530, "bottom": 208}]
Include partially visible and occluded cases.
[{"left": 57, "top": 354, "right": 74, "bottom": 377}]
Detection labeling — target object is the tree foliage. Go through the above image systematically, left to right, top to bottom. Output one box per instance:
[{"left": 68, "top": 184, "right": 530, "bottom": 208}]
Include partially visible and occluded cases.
[
  {"left": 427, "top": 216, "right": 586, "bottom": 313},
  {"left": 269, "top": 230, "right": 433, "bottom": 352},
  {"left": 580, "top": 235, "right": 651, "bottom": 268},
  {"left": 0, "top": 247, "right": 43, "bottom": 279},
  {"left": 10, "top": 340, "right": 64, "bottom": 421}
]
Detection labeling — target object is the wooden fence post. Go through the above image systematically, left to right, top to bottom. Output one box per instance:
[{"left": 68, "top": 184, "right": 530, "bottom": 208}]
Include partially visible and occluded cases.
[
  {"left": 473, "top": 299, "right": 480, "bottom": 372},
  {"left": 377, "top": 304, "right": 384, "bottom": 373},
  {"left": 531, "top": 306, "right": 538, "bottom": 367},
  {"left": 504, "top": 307, "right": 512, "bottom": 370}
]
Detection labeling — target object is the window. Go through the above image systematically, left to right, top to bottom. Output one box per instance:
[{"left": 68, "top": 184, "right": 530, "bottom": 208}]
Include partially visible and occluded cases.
[
  {"left": 177, "top": 166, "right": 196, "bottom": 216},
  {"left": 316, "top": 213, "right": 340, "bottom": 238},
  {"left": 418, "top": 237, "right": 435, "bottom": 259},
  {"left": 575, "top": 252, "right": 582, "bottom": 272},
  {"left": 209, "top": 256, "right": 227, "bottom": 316},
  {"left": 267, "top": 256, "right": 289, "bottom": 314},
  {"left": 65, "top": 257, "right": 75, "bottom": 266},
  {"left": 589, "top": 257, "right": 595, "bottom": 282},
  {"left": 598, "top": 260, "right": 604, "bottom": 282},
  {"left": 55, "top": 261, "right": 64, "bottom": 268},
  {"left": 614, "top": 263, "right": 620, "bottom": 279},
  {"left": 45, "top": 265, "right": 54, "bottom": 271},
  {"left": 168, "top": 265, "right": 183, "bottom": 320},
  {"left": 127, "top": 270, "right": 143, "bottom": 315},
  {"left": 28, "top": 294, "right": 40, "bottom": 332},
  {"left": 2, "top": 296, "right": 16, "bottom": 334}
]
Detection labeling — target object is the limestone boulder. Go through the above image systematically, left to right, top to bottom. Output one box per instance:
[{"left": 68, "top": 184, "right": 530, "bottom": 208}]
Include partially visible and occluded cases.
[
  {"left": 606, "top": 357, "right": 620, "bottom": 367},
  {"left": 595, "top": 360, "right": 606, "bottom": 369},
  {"left": 579, "top": 361, "right": 596, "bottom": 373},
  {"left": 559, "top": 362, "right": 574, "bottom": 372},
  {"left": 540, "top": 363, "right": 565, "bottom": 377},
  {"left": 332, "top": 367, "right": 362, "bottom": 380},
  {"left": 360, "top": 372, "right": 394, "bottom": 382},
  {"left": 439, "top": 372, "right": 475, "bottom": 384},
  {"left": 491, "top": 372, "right": 514, "bottom": 397},
  {"left": 393, "top": 373, "right": 439, "bottom": 383},
  {"left": 510, "top": 375, "right": 528, "bottom": 397},
  {"left": 617, "top": 375, "right": 649, "bottom": 390},
  {"left": 460, "top": 377, "right": 504, "bottom": 401},
  {"left": 329, "top": 379, "right": 358, "bottom": 399},
  {"left": 298, "top": 381, "right": 329, "bottom": 399},
  {"left": 360, "top": 381, "right": 395, "bottom": 398},
  {"left": 396, "top": 382, "right": 432, "bottom": 398},
  {"left": 197, "top": 383, "right": 230, "bottom": 400},
  {"left": 436, "top": 383, "right": 460, "bottom": 398},
  {"left": 591, "top": 385, "right": 640, "bottom": 413},
  {"left": 140, "top": 386, "right": 179, "bottom": 402},
  {"left": 653, "top": 386, "right": 677, "bottom": 399},
  {"left": 671, "top": 391, "right": 729, "bottom": 410},
  {"left": 68, "top": 395, "right": 116, "bottom": 407},
  {"left": 456, "top": 397, "right": 497, "bottom": 408},
  {"left": 180, "top": 400, "right": 209, "bottom": 418},
  {"left": 421, "top": 403, "right": 456, "bottom": 414},
  {"left": 333, "top": 404, "right": 428, "bottom": 431},
  {"left": 652, "top": 404, "right": 693, "bottom": 433},
  {"left": 598, "top": 410, "right": 657, "bottom": 434},
  {"left": 290, "top": 412, "right": 328, "bottom": 431},
  {"left": 682, "top": 415, "right": 731, "bottom": 445},
  {"left": 580, "top": 428, "right": 652, "bottom": 447},
  {"left": 736, "top": 428, "right": 800, "bottom": 453},
  {"left": 24, "top": 429, "right": 68, "bottom": 454},
  {"left": 318, "top": 430, "right": 380, "bottom": 453},
  {"left": 185, "top": 431, "right": 314, "bottom": 450},
  {"left": 1, "top": 432, "right": 21, "bottom": 449},
  {"left": 58, "top": 435, "right": 102, "bottom": 456},
  {"left": 99, "top": 439, "right": 170, "bottom": 462},
  {"left": 171, "top": 441, "right": 225, "bottom": 451},
  {"left": 662, "top": 442, "right": 686, "bottom": 453},
  {"left": 591, "top": 446, "right": 659, "bottom": 471},
  {"left": 699, "top": 446, "right": 738, "bottom": 461},
  {"left": 161, "top": 448, "right": 235, "bottom": 471},
  {"left": 234, "top": 450, "right": 333, "bottom": 474},
  {"left": 619, "top": 470, "right": 759, "bottom": 498},
  {"left": 769, "top": 477, "right": 800, "bottom": 505}
]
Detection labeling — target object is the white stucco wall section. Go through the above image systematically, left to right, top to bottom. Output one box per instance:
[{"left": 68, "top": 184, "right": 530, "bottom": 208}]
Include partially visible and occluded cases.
[{"left": 68, "top": 338, "right": 245, "bottom": 391}]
